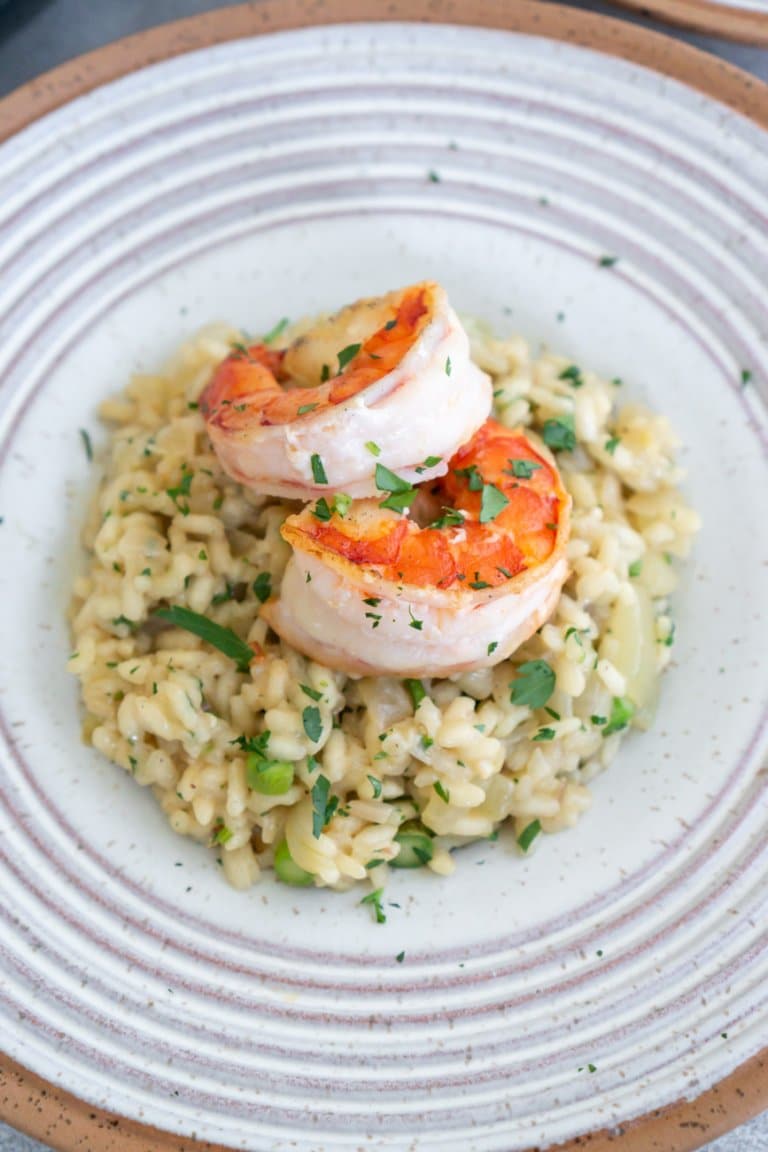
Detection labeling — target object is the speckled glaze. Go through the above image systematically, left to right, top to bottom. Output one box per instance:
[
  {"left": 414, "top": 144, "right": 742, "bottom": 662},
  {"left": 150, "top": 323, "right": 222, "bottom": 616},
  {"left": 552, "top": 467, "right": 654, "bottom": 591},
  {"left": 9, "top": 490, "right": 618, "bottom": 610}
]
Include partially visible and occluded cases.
[{"left": 0, "top": 4, "right": 766, "bottom": 1152}]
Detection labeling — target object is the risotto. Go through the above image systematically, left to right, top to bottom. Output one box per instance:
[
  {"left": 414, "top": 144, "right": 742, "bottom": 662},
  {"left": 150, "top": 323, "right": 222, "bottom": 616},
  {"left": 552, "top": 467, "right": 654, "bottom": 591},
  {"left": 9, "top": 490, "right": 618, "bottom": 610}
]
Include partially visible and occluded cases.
[{"left": 68, "top": 314, "right": 699, "bottom": 892}]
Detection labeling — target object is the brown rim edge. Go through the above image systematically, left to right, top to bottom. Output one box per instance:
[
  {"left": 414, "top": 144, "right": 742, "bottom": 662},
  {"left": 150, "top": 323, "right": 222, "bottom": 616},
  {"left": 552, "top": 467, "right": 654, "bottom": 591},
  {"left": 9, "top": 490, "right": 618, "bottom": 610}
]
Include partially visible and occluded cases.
[
  {"left": 609, "top": 0, "right": 768, "bottom": 48},
  {"left": 0, "top": 2, "right": 766, "bottom": 1149}
]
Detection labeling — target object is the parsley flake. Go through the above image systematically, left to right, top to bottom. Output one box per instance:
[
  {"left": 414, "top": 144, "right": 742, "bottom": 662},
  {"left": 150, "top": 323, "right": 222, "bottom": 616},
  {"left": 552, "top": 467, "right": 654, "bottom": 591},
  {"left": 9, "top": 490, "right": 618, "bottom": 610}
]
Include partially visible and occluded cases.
[
  {"left": 599, "top": 255, "right": 618, "bottom": 267},
  {"left": 263, "top": 316, "right": 289, "bottom": 344},
  {"left": 337, "top": 343, "right": 361, "bottom": 372},
  {"left": 445, "top": 356, "right": 452, "bottom": 376},
  {"left": 558, "top": 364, "right": 584, "bottom": 388},
  {"left": 297, "top": 402, "right": 318, "bottom": 415},
  {"left": 542, "top": 415, "right": 576, "bottom": 453},
  {"left": 79, "top": 428, "right": 93, "bottom": 461},
  {"left": 604, "top": 436, "right": 620, "bottom": 455},
  {"left": 365, "top": 440, "right": 381, "bottom": 457},
  {"left": 310, "top": 453, "right": 328, "bottom": 485},
  {"left": 505, "top": 458, "right": 541, "bottom": 480},
  {"left": 479, "top": 483, "right": 509, "bottom": 523},
  {"left": 333, "top": 493, "right": 352, "bottom": 517},
  {"left": 312, "top": 497, "right": 332, "bottom": 521},
  {"left": 252, "top": 572, "right": 272, "bottom": 603},
  {"left": 155, "top": 606, "right": 254, "bottom": 673},
  {"left": 408, "top": 607, "right": 423, "bottom": 631},
  {"left": 487, "top": 641, "right": 498, "bottom": 656},
  {"left": 509, "top": 660, "right": 555, "bottom": 709},
  {"left": 405, "top": 678, "right": 426, "bottom": 709},
  {"left": 301, "top": 683, "right": 323, "bottom": 702},
  {"left": 602, "top": 696, "right": 635, "bottom": 737},
  {"left": 303, "top": 705, "right": 323, "bottom": 743},
  {"left": 532, "top": 727, "right": 556, "bottom": 742},
  {"left": 311, "top": 774, "right": 332, "bottom": 837},
  {"left": 367, "top": 775, "right": 383, "bottom": 799},
  {"left": 433, "top": 780, "right": 450, "bottom": 803},
  {"left": 517, "top": 819, "right": 542, "bottom": 852},
  {"left": 360, "top": 888, "right": 387, "bottom": 923}
]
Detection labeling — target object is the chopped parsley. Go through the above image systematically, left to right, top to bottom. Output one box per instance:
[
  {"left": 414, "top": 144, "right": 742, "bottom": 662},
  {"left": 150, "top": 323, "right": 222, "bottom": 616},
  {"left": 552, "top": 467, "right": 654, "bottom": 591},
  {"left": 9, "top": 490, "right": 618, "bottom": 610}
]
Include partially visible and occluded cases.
[
  {"left": 427, "top": 169, "right": 441, "bottom": 183},
  {"left": 599, "top": 255, "right": 618, "bottom": 267},
  {"left": 263, "top": 316, "right": 289, "bottom": 344},
  {"left": 337, "top": 342, "right": 361, "bottom": 372},
  {"left": 445, "top": 356, "right": 452, "bottom": 376},
  {"left": 320, "top": 364, "right": 330, "bottom": 383},
  {"left": 558, "top": 364, "right": 584, "bottom": 388},
  {"left": 741, "top": 369, "right": 752, "bottom": 387},
  {"left": 297, "top": 403, "right": 317, "bottom": 415},
  {"left": 542, "top": 414, "right": 576, "bottom": 453},
  {"left": 79, "top": 428, "right": 93, "bottom": 461},
  {"left": 604, "top": 436, "right": 620, "bottom": 455},
  {"left": 365, "top": 440, "right": 381, "bottom": 457},
  {"left": 310, "top": 453, "right": 328, "bottom": 485},
  {"left": 505, "top": 458, "right": 541, "bottom": 480},
  {"left": 375, "top": 463, "right": 416, "bottom": 513},
  {"left": 455, "top": 463, "right": 484, "bottom": 491},
  {"left": 167, "top": 469, "right": 193, "bottom": 514},
  {"left": 479, "top": 483, "right": 509, "bottom": 523},
  {"left": 333, "top": 493, "right": 352, "bottom": 517},
  {"left": 312, "top": 497, "right": 333, "bottom": 521},
  {"left": 429, "top": 508, "right": 465, "bottom": 529},
  {"left": 628, "top": 559, "right": 643, "bottom": 578},
  {"left": 252, "top": 572, "right": 272, "bottom": 603},
  {"left": 469, "top": 578, "right": 491, "bottom": 590},
  {"left": 363, "top": 597, "right": 381, "bottom": 607},
  {"left": 155, "top": 606, "right": 253, "bottom": 672},
  {"left": 408, "top": 607, "right": 423, "bottom": 631},
  {"left": 365, "top": 612, "right": 382, "bottom": 628},
  {"left": 111, "top": 615, "right": 137, "bottom": 631},
  {"left": 662, "top": 621, "right": 676, "bottom": 647},
  {"left": 487, "top": 641, "right": 498, "bottom": 656},
  {"left": 509, "top": 659, "right": 555, "bottom": 709},
  {"left": 405, "top": 678, "right": 426, "bottom": 709},
  {"left": 300, "top": 683, "right": 323, "bottom": 701},
  {"left": 602, "top": 696, "right": 635, "bottom": 737},
  {"left": 302, "top": 705, "right": 323, "bottom": 743},
  {"left": 591, "top": 715, "right": 607, "bottom": 726},
  {"left": 532, "top": 727, "right": 556, "bottom": 742},
  {"left": 311, "top": 774, "right": 333, "bottom": 837},
  {"left": 367, "top": 775, "right": 383, "bottom": 799},
  {"left": 433, "top": 780, "right": 450, "bottom": 803},
  {"left": 517, "top": 819, "right": 542, "bottom": 852},
  {"left": 211, "top": 823, "right": 233, "bottom": 845},
  {"left": 360, "top": 887, "right": 387, "bottom": 923},
  {"left": 396, "top": 950, "right": 405, "bottom": 963}
]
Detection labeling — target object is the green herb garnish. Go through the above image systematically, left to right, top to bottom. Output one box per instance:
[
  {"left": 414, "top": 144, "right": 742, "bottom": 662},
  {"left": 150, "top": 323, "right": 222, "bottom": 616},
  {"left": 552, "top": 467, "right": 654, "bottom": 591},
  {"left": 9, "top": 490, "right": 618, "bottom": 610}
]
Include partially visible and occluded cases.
[
  {"left": 263, "top": 317, "right": 289, "bottom": 344},
  {"left": 337, "top": 342, "right": 361, "bottom": 372},
  {"left": 558, "top": 364, "right": 584, "bottom": 388},
  {"left": 542, "top": 414, "right": 576, "bottom": 453},
  {"left": 79, "top": 428, "right": 93, "bottom": 461},
  {"left": 310, "top": 453, "right": 328, "bottom": 484},
  {"left": 504, "top": 458, "right": 541, "bottom": 479},
  {"left": 479, "top": 483, "right": 509, "bottom": 523},
  {"left": 312, "top": 497, "right": 332, "bottom": 521},
  {"left": 252, "top": 572, "right": 272, "bottom": 603},
  {"left": 155, "top": 606, "right": 254, "bottom": 672},
  {"left": 509, "top": 659, "right": 555, "bottom": 709},
  {"left": 405, "top": 678, "right": 426, "bottom": 709},
  {"left": 602, "top": 696, "right": 635, "bottom": 737},
  {"left": 303, "top": 705, "right": 323, "bottom": 743},
  {"left": 367, "top": 775, "right": 383, "bottom": 799},
  {"left": 433, "top": 780, "right": 450, "bottom": 803},
  {"left": 517, "top": 819, "right": 542, "bottom": 852},
  {"left": 360, "top": 887, "right": 387, "bottom": 923}
]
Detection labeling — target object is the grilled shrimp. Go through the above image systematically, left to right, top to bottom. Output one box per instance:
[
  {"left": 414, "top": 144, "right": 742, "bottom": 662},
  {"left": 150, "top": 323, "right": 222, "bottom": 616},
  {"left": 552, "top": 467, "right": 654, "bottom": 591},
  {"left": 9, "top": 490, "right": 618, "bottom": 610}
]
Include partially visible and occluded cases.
[
  {"left": 199, "top": 282, "right": 491, "bottom": 500},
  {"left": 262, "top": 420, "right": 571, "bottom": 677}
]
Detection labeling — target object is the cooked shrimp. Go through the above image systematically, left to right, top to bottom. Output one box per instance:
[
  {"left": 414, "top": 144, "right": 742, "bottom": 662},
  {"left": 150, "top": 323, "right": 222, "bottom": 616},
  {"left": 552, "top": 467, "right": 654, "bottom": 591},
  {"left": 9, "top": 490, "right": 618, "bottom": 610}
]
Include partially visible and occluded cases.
[
  {"left": 199, "top": 282, "right": 491, "bottom": 500},
  {"left": 262, "top": 420, "right": 571, "bottom": 677}
]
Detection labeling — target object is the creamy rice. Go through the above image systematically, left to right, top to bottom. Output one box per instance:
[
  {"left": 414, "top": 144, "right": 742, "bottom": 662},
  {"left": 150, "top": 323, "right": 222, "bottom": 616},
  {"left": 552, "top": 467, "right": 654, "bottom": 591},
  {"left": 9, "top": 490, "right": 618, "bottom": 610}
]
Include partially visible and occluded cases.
[{"left": 68, "top": 317, "right": 699, "bottom": 891}]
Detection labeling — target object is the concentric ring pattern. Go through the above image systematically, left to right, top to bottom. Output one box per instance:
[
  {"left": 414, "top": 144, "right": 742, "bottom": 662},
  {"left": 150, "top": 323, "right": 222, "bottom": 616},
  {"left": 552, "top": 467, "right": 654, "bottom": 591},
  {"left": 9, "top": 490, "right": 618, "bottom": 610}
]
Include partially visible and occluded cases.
[{"left": 0, "top": 22, "right": 766, "bottom": 1152}]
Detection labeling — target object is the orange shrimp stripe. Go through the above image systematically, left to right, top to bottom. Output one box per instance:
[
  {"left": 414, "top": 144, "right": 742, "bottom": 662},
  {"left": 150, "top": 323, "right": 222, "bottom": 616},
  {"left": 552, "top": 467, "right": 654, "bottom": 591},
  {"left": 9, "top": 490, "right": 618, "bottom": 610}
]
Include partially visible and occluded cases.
[
  {"left": 200, "top": 285, "right": 431, "bottom": 430},
  {"left": 282, "top": 421, "right": 569, "bottom": 592}
]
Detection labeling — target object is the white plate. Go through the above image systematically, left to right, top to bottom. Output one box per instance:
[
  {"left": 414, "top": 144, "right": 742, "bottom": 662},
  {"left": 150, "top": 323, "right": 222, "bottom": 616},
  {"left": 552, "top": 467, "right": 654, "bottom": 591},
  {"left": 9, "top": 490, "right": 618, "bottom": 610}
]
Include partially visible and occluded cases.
[{"left": 0, "top": 14, "right": 766, "bottom": 1152}]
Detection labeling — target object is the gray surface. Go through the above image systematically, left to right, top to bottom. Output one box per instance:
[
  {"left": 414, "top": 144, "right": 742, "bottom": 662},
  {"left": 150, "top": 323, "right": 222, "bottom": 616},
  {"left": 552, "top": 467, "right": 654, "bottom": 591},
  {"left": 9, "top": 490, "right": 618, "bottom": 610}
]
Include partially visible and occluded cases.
[{"left": 0, "top": 1, "right": 765, "bottom": 1150}]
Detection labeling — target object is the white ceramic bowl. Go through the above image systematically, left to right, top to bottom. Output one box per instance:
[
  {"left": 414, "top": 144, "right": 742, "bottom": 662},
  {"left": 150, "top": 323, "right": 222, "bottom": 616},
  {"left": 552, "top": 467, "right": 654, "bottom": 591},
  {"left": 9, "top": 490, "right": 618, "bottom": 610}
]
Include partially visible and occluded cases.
[{"left": 0, "top": 10, "right": 766, "bottom": 1152}]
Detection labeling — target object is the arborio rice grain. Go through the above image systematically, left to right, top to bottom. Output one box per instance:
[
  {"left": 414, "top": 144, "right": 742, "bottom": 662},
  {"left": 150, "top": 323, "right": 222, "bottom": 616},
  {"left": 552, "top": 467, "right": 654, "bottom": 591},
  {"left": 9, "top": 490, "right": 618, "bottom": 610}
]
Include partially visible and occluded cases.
[{"left": 68, "top": 317, "right": 699, "bottom": 892}]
